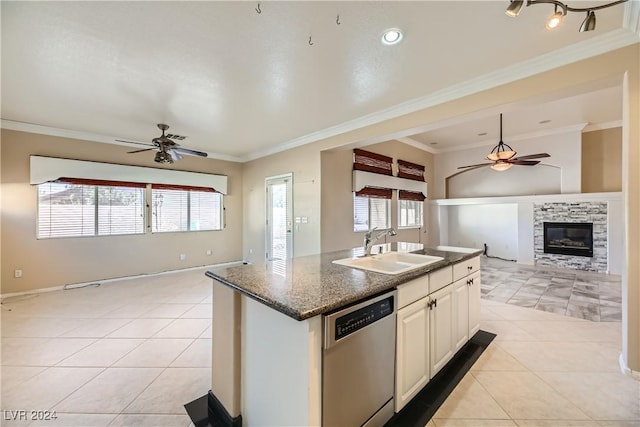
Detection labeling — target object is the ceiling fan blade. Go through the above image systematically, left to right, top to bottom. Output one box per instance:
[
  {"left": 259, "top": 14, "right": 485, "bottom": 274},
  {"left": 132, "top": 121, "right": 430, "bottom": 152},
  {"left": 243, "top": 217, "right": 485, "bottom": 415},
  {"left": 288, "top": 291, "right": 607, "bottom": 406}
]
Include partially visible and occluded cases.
[
  {"left": 116, "top": 139, "right": 154, "bottom": 147},
  {"left": 174, "top": 147, "right": 208, "bottom": 157},
  {"left": 127, "top": 148, "right": 155, "bottom": 154},
  {"left": 167, "top": 149, "right": 183, "bottom": 161},
  {"left": 512, "top": 153, "right": 550, "bottom": 161},
  {"left": 510, "top": 160, "right": 540, "bottom": 166},
  {"left": 457, "top": 162, "right": 493, "bottom": 169}
]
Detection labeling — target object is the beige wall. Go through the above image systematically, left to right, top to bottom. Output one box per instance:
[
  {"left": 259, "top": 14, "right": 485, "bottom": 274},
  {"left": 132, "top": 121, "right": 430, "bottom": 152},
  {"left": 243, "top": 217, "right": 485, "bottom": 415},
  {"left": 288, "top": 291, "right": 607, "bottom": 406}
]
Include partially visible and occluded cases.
[
  {"left": 582, "top": 127, "right": 622, "bottom": 193},
  {"left": 1, "top": 129, "right": 243, "bottom": 294},
  {"left": 320, "top": 140, "right": 433, "bottom": 252},
  {"left": 241, "top": 143, "right": 321, "bottom": 263}
]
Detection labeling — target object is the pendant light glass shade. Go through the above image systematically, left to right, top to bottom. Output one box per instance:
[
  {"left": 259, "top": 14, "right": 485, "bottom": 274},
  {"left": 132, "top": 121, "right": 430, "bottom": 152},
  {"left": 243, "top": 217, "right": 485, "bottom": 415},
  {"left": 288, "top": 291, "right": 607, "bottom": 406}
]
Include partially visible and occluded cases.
[
  {"left": 505, "top": 0, "right": 525, "bottom": 17},
  {"left": 579, "top": 11, "right": 596, "bottom": 32},
  {"left": 487, "top": 148, "right": 516, "bottom": 161},
  {"left": 491, "top": 161, "right": 513, "bottom": 172}
]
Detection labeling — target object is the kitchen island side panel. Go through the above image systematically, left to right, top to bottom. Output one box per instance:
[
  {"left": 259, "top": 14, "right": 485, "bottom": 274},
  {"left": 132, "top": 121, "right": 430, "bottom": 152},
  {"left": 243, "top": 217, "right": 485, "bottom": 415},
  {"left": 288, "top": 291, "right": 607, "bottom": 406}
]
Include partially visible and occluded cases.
[{"left": 242, "top": 295, "right": 322, "bottom": 426}]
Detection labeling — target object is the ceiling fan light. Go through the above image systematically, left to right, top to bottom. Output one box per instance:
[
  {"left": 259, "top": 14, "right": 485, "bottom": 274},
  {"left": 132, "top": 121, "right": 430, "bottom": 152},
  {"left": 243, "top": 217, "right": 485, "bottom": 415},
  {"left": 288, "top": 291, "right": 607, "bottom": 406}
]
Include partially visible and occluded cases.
[
  {"left": 505, "top": 0, "right": 525, "bottom": 17},
  {"left": 546, "top": 10, "right": 564, "bottom": 30},
  {"left": 579, "top": 11, "right": 596, "bottom": 32},
  {"left": 491, "top": 161, "right": 513, "bottom": 172}
]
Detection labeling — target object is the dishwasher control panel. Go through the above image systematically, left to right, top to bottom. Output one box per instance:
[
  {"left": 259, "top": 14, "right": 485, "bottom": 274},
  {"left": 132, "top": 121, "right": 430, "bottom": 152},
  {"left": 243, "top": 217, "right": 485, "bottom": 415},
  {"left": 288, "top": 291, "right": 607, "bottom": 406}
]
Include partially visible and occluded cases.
[{"left": 335, "top": 295, "right": 394, "bottom": 341}]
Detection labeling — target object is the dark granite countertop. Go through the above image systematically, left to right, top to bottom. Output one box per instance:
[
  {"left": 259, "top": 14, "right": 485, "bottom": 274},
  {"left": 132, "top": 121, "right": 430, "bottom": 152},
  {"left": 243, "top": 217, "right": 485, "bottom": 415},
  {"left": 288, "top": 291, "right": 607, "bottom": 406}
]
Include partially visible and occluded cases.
[{"left": 206, "top": 243, "right": 482, "bottom": 321}]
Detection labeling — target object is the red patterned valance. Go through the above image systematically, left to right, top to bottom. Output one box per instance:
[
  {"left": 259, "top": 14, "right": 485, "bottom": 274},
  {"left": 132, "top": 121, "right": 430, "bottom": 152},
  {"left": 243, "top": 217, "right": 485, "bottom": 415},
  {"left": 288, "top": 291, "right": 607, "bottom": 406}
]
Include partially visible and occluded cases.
[
  {"left": 354, "top": 149, "right": 393, "bottom": 176},
  {"left": 397, "top": 159, "right": 425, "bottom": 181}
]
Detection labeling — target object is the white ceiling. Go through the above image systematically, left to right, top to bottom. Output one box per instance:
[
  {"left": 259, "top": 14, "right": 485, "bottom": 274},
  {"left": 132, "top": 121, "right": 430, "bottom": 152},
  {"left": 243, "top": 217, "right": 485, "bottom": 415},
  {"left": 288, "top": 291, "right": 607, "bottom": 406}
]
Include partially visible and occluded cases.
[{"left": 1, "top": 1, "right": 638, "bottom": 162}]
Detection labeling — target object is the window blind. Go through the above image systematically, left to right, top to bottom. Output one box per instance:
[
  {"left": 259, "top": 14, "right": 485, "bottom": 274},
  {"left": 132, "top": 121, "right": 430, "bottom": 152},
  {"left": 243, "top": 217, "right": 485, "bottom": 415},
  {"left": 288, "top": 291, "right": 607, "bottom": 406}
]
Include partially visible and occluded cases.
[
  {"left": 353, "top": 149, "right": 393, "bottom": 176},
  {"left": 397, "top": 159, "right": 425, "bottom": 181},
  {"left": 37, "top": 182, "right": 144, "bottom": 238},
  {"left": 151, "top": 184, "right": 222, "bottom": 232},
  {"left": 398, "top": 190, "right": 426, "bottom": 201},
  {"left": 398, "top": 199, "right": 424, "bottom": 228}
]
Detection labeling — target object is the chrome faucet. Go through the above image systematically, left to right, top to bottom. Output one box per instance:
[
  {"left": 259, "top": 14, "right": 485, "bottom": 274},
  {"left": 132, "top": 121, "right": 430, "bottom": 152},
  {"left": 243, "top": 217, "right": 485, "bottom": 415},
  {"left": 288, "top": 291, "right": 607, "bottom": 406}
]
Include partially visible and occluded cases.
[{"left": 363, "top": 227, "right": 397, "bottom": 256}]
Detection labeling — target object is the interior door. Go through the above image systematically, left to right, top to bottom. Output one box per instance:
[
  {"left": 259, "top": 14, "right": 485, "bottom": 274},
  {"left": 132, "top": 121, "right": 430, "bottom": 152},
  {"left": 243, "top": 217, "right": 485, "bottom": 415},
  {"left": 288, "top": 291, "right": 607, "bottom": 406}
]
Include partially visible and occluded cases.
[{"left": 266, "top": 174, "right": 293, "bottom": 261}]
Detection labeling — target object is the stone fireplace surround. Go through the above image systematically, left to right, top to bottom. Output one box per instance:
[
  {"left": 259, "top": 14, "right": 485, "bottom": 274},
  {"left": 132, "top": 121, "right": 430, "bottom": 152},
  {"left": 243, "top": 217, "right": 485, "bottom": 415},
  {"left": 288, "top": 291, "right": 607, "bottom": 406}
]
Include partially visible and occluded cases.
[
  {"left": 431, "top": 192, "right": 622, "bottom": 275},
  {"left": 534, "top": 202, "right": 607, "bottom": 273}
]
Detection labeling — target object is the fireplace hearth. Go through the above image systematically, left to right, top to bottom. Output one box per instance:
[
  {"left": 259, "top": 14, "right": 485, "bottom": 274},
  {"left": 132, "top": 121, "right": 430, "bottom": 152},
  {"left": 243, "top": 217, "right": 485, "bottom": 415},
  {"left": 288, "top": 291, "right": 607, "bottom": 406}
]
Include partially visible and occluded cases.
[{"left": 543, "top": 222, "right": 593, "bottom": 257}]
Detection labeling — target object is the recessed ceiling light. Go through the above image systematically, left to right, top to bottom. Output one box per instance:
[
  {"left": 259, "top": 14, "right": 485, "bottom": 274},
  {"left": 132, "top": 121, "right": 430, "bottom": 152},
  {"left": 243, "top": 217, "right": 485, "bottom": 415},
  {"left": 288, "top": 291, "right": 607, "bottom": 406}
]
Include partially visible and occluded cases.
[
  {"left": 381, "top": 28, "right": 403, "bottom": 45},
  {"left": 539, "top": 119, "right": 552, "bottom": 124},
  {"left": 477, "top": 132, "right": 488, "bottom": 137}
]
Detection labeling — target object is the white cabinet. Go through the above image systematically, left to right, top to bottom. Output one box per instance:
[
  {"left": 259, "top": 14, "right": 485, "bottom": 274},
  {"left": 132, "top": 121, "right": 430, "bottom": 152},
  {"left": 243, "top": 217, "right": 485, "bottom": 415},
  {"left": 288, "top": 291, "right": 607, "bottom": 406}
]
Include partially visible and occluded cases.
[
  {"left": 394, "top": 255, "right": 481, "bottom": 410},
  {"left": 453, "top": 263, "right": 481, "bottom": 353},
  {"left": 468, "top": 271, "right": 481, "bottom": 337},
  {"left": 453, "top": 277, "right": 470, "bottom": 352},
  {"left": 429, "top": 284, "right": 454, "bottom": 378},
  {"left": 395, "top": 298, "right": 430, "bottom": 412}
]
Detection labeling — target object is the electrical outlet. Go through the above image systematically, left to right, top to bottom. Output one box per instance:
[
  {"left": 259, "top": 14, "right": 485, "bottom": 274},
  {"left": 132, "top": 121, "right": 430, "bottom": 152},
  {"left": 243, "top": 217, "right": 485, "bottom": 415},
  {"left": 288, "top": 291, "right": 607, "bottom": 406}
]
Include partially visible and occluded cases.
[
  {"left": 206, "top": 249, "right": 212, "bottom": 256},
  {"left": 179, "top": 254, "right": 186, "bottom": 261},
  {"left": 14, "top": 269, "right": 23, "bottom": 278}
]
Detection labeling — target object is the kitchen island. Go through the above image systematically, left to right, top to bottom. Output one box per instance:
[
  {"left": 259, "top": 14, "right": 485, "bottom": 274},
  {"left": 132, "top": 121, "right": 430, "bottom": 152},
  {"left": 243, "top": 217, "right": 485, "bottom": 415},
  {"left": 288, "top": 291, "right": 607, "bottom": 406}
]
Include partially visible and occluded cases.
[{"left": 206, "top": 243, "right": 482, "bottom": 427}]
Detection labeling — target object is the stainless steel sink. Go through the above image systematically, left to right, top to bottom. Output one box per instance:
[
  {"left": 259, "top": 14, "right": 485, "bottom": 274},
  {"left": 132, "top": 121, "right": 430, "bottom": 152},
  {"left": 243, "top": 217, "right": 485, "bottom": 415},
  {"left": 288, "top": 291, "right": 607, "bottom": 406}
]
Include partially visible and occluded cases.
[{"left": 332, "top": 252, "right": 444, "bottom": 275}]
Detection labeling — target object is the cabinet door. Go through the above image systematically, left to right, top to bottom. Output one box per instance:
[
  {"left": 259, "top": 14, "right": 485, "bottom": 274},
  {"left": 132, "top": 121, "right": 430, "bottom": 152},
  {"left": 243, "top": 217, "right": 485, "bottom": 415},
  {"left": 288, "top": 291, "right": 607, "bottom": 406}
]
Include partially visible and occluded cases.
[
  {"left": 468, "top": 271, "right": 481, "bottom": 337},
  {"left": 453, "top": 277, "right": 469, "bottom": 352},
  {"left": 429, "top": 285, "right": 454, "bottom": 378},
  {"left": 395, "top": 297, "right": 430, "bottom": 412}
]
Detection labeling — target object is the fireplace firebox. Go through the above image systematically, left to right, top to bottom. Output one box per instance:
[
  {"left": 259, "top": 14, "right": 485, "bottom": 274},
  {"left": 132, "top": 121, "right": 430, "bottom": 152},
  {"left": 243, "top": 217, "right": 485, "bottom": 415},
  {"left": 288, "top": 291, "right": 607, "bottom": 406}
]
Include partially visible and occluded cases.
[{"left": 543, "top": 222, "right": 593, "bottom": 257}]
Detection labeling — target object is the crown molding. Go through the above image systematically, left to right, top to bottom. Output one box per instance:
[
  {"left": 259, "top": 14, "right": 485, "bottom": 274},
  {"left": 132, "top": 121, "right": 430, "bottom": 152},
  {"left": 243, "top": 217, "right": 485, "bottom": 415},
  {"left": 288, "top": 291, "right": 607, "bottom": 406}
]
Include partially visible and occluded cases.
[
  {"left": 623, "top": 0, "right": 640, "bottom": 34},
  {"left": 242, "top": 27, "right": 639, "bottom": 162},
  {"left": 0, "top": 119, "right": 244, "bottom": 163},
  {"left": 583, "top": 119, "right": 623, "bottom": 132},
  {"left": 435, "top": 123, "right": 588, "bottom": 154}
]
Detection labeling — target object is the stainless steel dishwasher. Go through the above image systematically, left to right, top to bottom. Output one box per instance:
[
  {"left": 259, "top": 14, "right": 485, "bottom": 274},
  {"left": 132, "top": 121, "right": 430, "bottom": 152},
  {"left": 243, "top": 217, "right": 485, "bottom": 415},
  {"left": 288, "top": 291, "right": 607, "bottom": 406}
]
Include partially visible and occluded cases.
[{"left": 322, "top": 290, "right": 396, "bottom": 427}]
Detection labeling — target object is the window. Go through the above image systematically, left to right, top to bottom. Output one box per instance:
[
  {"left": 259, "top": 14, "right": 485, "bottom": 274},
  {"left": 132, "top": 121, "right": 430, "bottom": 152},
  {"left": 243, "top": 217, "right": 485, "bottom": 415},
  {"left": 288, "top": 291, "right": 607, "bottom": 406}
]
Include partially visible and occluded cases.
[
  {"left": 37, "top": 181, "right": 144, "bottom": 238},
  {"left": 151, "top": 186, "right": 222, "bottom": 233},
  {"left": 354, "top": 194, "right": 390, "bottom": 232},
  {"left": 398, "top": 199, "right": 423, "bottom": 228}
]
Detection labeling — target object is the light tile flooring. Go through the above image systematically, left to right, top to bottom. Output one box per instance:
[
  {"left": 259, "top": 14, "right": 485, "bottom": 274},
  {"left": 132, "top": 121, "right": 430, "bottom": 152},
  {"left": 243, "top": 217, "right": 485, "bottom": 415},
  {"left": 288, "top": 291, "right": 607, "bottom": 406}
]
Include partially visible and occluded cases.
[
  {"left": 481, "top": 257, "right": 623, "bottom": 322},
  {"left": 1, "top": 262, "right": 638, "bottom": 427},
  {"left": 1, "top": 269, "right": 212, "bottom": 426}
]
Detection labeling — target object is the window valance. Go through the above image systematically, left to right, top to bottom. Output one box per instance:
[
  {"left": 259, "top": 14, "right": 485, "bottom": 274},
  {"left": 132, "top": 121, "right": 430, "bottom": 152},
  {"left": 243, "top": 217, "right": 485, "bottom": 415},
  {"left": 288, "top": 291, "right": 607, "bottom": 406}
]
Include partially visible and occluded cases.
[
  {"left": 353, "top": 149, "right": 393, "bottom": 176},
  {"left": 30, "top": 156, "right": 227, "bottom": 194},
  {"left": 397, "top": 159, "right": 425, "bottom": 182},
  {"left": 355, "top": 187, "right": 393, "bottom": 199},
  {"left": 399, "top": 190, "right": 426, "bottom": 201}
]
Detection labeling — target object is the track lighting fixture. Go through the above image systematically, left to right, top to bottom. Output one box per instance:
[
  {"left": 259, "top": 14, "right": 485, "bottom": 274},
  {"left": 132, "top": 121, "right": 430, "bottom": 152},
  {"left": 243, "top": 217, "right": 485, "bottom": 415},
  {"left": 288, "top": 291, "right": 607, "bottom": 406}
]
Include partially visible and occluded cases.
[
  {"left": 505, "top": 0, "right": 628, "bottom": 32},
  {"left": 580, "top": 10, "right": 597, "bottom": 32}
]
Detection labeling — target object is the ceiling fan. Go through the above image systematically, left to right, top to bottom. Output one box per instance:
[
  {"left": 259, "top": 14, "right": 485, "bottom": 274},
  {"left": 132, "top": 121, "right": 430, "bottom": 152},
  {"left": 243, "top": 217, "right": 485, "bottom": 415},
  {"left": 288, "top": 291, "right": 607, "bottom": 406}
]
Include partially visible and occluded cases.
[
  {"left": 458, "top": 114, "right": 550, "bottom": 172},
  {"left": 118, "top": 124, "right": 208, "bottom": 164}
]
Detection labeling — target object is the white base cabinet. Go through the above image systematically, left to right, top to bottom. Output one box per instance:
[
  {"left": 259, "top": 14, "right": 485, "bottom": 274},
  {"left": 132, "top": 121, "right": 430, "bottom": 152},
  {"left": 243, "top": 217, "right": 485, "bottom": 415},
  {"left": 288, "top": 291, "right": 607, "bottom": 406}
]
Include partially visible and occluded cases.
[
  {"left": 394, "top": 255, "right": 481, "bottom": 412},
  {"left": 468, "top": 270, "right": 481, "bottom": 337},
  {"left": 429, "top": 284, "right": 454, "bottom": 378},
  {"left": 395, "top": 298, "right": 430, "bottom": 412}
]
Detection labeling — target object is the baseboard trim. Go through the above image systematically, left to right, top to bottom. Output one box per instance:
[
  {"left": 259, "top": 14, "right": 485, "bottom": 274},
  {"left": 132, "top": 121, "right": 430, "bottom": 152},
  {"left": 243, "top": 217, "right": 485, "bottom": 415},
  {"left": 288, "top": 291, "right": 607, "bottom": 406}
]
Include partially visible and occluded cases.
[
  {"left": 0, "top": 260, "right": 243, "bottom": 300},
  {"left": 619, "top": 353, "right": 640, "bottom": 381},
  {"left": 208, "top": 390, "right": 242, "bottom": 427}
]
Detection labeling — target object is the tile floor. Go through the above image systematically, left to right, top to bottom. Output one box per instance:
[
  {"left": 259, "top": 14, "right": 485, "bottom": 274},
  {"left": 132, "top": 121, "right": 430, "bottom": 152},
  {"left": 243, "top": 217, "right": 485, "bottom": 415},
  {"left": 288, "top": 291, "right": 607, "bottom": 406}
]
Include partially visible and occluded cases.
[
  {"left": 481, "top": 257, "right": 623, "bottom": 322},
  {"left": 1, "top": 260, "right": 638, "bottom": 427},
  {"left": 1, "top": 269, "right": 212, "bottom": 427}
]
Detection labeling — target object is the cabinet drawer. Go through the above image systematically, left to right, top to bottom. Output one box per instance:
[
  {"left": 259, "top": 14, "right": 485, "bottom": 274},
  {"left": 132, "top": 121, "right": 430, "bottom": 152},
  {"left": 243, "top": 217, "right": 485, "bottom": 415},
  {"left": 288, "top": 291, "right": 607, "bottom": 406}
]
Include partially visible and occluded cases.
[
  {"left": 453, "top": 256, "right": 480, "bottom": 282},
  {"left": 428, "top": 265, "right": 453, "bottom": 294},
  {"left": 397, "top": 275, "right": 429, "bottom": 309}
]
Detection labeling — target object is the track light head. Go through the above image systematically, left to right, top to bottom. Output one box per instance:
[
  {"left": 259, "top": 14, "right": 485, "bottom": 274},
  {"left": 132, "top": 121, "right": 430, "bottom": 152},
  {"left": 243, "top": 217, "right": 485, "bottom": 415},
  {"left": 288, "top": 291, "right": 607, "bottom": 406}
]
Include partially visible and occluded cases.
[
  {"left": 505, "top": 0, "right": 525, "bottom": 17},
  {"left": 546, "top": 8, "right": 564, "bottom": 30},
  {"left": 579, "top": 10, "right": 596, "bottom": 32}
]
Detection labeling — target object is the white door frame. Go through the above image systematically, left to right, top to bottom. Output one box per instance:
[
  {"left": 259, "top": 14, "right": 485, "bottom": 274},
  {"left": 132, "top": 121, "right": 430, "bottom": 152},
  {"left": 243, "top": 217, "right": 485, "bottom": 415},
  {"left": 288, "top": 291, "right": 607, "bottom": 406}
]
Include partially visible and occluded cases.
[{"left": 265, "top": 173, "right": 293, "bottom": 260}]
